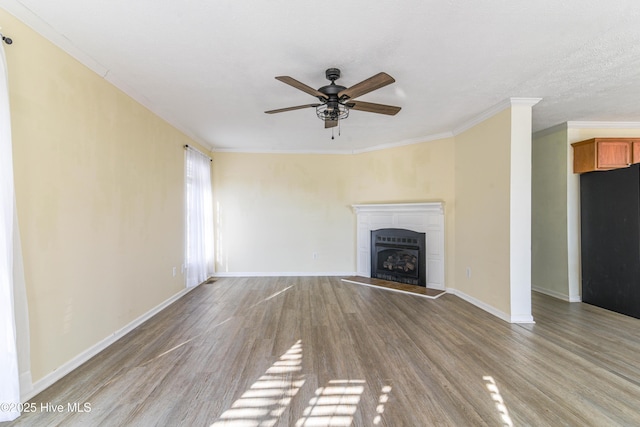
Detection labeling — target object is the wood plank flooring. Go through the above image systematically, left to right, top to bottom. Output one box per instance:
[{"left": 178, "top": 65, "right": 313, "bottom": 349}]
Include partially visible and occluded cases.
[{"left": 3, "top": 276, "right": 640, "bottom": 426}]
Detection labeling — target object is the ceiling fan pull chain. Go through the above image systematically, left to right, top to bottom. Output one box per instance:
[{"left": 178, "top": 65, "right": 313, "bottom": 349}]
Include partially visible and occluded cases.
[{"left": 331, "top": 127, "right": 335, "bottom": 140}]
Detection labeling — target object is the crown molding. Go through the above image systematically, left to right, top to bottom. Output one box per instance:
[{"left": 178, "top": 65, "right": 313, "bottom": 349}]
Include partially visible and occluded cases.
[
  {"left": 0, "top": 0, "right": 215, "bottom": 152},
  {"left": 0, "top": 0, "right": 108, "bottom": 76},
  {"left": 212, "top": 97, "right": 542, "bottom": 155},
  {"left": 452, "top": 97, "right": 542, "bottom": 136},
  {"left": 510, "top": 97, "right": 544, "bottom": 107},
  {"left": 533, "top": 120, "right": 640, "bottom": 140},
  {"left": 566, "top": 121, "right": 640, "bottom": 129},
  {"left": 532, "top": 122, "right": 568, "bottom": 139},
  {"left": 350, "top": 131, "right": 455, "bottom": 154},
  {"left": 212, "top": 132, "right": 455, "bottom": 155},
  {"left": 211, "top": 147, "right": 351, "bottom": 155}
]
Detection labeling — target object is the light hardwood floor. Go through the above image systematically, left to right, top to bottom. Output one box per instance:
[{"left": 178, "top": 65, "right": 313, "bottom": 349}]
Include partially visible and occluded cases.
[{"left": 3, "top": 276, "right": 640, "bottom": 426}]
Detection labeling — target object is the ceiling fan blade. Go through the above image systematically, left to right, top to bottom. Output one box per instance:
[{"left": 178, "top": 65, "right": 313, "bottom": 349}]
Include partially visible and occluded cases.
[
  {"left": 338, "top": 72, "right": 395, "bottom": 100},
  {"left": 275, "top": 76, "right": 328, "bottom": 99},
  {"left": 349, "top": 101, "right": 401, "bottom": 116},
  {"left": 265, "top": 104, "right": 320, "bottom": 114},
  {"left": 325, "top": 120, "right": 338, "bottom": 129}
]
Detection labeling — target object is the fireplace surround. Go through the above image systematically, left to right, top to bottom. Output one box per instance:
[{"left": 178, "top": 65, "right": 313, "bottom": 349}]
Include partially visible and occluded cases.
[{"left": 352, "top": 203, "right": 444, "bottom": 289}]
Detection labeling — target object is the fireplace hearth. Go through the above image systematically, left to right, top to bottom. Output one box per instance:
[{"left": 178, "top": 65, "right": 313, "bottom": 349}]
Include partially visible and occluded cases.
[{"left": 371, "top": 228, "right": 426, "bottom": 287}]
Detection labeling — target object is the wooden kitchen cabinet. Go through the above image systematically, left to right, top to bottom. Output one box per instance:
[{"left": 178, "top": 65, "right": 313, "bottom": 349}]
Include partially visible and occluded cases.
[
  {"left": 571, "top": 138, "right": 640, "bottom": 173},
  {"left": 633, "top": 140, "right": 640, "bottom": 164}
]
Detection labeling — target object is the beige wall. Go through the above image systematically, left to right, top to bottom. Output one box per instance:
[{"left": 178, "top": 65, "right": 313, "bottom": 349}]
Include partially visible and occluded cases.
[
  {"left": 2, "top": 9, "right": 202, "bottom": 382},
  {"left": 453, "top": 109, "right": 512, "bottom": 314},
  {"left": 212, "top": 139, "right": 456, "bottom": 282},
  {"left": 212, "top": 153, "right": 356, "bottom": 274}
]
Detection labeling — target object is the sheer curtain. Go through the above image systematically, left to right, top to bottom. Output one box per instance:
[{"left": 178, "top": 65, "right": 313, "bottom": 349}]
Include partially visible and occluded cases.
[
  {"left": 0, "top": 40, "right": 21, "bottom": 422},
  {"left": 185, "top": 147, "right": 214, "bottom": 288}
]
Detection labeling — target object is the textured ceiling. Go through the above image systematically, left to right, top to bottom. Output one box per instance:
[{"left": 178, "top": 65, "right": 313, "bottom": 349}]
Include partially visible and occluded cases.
[{"left": 1, "top": 0, "right": 640, "bottom": 153}]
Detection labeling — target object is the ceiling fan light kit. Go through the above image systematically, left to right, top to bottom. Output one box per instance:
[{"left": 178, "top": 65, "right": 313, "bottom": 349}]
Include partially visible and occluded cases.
[
  {"left": 265, "top": 68, "right": 401, "bottom": 136},
  {"left": 316, "top": 103, "right": 349, "bottom": 121}
]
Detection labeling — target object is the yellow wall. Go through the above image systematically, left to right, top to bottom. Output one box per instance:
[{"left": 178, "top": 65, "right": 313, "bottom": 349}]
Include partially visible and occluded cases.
[
  {"left": 2, "top": 9, "right": 202, "bottom": 382},
  {"left": 453, "top": 109, "right": 512, "bottom": 314},
  {"left": 212, "top": 139, "right": 456, "bottom": 282},
  {"left": 212, "top": 153, "right": 355, "bottom": 273}
]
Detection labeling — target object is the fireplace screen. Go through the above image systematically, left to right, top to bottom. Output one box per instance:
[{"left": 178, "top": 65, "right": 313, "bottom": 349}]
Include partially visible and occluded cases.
[{"left": 371, "top": 228, "right": 426, "bottom": 286}]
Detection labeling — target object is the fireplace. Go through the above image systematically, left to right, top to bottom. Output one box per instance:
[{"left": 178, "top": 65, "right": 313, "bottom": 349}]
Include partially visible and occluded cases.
[
  {"left": 352, "top": 203, "right": 445, "bottom": 290},
  {"left": 371, "top": 228, "right": 426, "bottom": 287}
]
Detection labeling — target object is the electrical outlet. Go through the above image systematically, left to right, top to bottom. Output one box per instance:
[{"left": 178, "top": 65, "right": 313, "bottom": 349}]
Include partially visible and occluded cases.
[
  {"left": 313, "top": 252, "right": 319, "bottom": 260},
  {"left": 172, "top": 267, "right": 177, "bottom": 277},
  {"left": 466, "top": 268, "right": 471, "bottom": 278}
]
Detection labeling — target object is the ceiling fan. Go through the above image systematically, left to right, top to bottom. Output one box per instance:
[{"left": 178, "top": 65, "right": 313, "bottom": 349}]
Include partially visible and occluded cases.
[{"left": 265, "top": 68, "right": 401, "bottom": 128}]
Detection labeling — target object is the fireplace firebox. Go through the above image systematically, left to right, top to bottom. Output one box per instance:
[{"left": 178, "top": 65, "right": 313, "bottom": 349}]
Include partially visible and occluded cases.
[{"left": 371, "top": 228, "right": 426, "bottom": 287}]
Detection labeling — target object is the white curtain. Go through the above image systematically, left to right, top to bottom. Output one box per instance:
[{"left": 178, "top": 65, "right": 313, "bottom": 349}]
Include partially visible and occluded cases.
[
  {"left": 0, "top": 40, "right": 21, "bottom": 422},
  {"left": 185, "top": 147, "right": 214, "bottom": 287}
]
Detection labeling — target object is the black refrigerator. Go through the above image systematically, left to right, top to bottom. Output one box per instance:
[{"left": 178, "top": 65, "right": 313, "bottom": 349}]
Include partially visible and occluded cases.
[{"left": 580, "top": 163, "right": 640, "bottom": 318}]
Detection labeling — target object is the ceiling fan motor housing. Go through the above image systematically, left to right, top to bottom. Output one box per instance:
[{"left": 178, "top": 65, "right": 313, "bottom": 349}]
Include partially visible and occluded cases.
[
  {"left": 325, "top": 68, "right": 341, "bottom": 81},
  {"left": 319, "top": 69, "right": 346, "bottom": 101},
  {"left": 318, "top": 83, "right": 346, "bottom": 98}
]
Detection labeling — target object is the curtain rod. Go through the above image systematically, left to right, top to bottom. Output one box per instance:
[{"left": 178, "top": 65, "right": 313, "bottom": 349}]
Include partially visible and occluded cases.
[
  {"left": 0, "top": 31, "right": 13, "bottom": 45},
  {"left": 184, "top": 144, "right": 212, "bottom": 162}
]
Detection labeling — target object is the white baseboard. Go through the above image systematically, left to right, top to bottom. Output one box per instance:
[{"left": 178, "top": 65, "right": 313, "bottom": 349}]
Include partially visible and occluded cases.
[
  {"left": 212, "top": 271, "right": 357, "bottom": 278},
  {"left": 22, "top": 285, "right": 198, "bottom": 402},
  {"left": 532, "top": 286, "right": 581, "bottom": 302},
  {"left": 446, "top": 288, "right": 535, "bottom": 324},
  {"left": 509, "top": 314, "right": 536, "bottom": 323}
]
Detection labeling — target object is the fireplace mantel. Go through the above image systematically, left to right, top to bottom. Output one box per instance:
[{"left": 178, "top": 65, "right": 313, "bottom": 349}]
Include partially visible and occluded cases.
[{"left": 351, "top": 202, "right": 445, "bottom": 290}]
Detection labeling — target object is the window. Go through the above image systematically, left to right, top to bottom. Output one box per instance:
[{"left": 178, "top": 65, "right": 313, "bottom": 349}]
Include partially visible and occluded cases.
[{"left": 184, "top": 147, "right": 214, "bottom": 287}]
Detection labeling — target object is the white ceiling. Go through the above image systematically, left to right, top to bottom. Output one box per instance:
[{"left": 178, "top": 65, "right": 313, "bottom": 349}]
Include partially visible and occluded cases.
[{"left": 2, "top": 0, "right": 640, "bottom": 153}]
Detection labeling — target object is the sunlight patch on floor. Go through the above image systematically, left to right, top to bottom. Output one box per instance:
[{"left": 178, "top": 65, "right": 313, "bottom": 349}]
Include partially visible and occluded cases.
[
  {"left": 250, "top": 286, "right": 294, "bottom": 309},
  {"left": 209, "top": 338, "right": 395, "bottom": 426},
  {"left": 210, "top": 340, "right": 305, "bottom": 427},
  {"left": 483, "top": 375, "right": 513, "bottom": 427},
  {"left": 295, "top": 380, "right": 365, "bottom": 427},
  {"left": 373, "top": 384, "right": 392, "bottom": 424}
]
